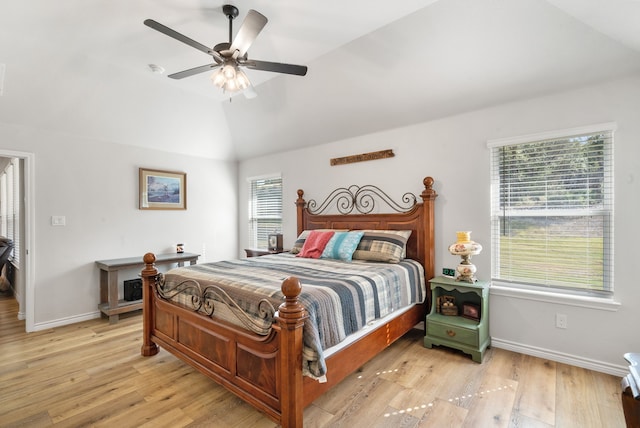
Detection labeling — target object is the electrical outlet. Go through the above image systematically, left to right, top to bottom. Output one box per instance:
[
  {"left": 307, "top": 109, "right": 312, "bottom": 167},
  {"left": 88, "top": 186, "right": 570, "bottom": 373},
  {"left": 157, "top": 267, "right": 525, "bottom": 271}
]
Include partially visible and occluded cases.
[
  {"left": 442, "top": 268, "right": 456, "bottom": 277},
  {"left": 556, "top": 313, "right": 568, "bottom": 329}
]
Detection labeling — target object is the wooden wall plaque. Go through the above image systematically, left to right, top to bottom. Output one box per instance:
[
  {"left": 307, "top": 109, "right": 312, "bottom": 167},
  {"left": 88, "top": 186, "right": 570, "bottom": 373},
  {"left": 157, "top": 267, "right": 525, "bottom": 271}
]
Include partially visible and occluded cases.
[{"left": 330, "top": 149, "right": 394, "bottom": 166}]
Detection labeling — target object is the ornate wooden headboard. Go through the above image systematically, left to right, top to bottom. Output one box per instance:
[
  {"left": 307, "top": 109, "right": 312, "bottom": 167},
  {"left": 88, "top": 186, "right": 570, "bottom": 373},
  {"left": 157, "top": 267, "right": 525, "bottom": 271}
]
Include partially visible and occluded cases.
[{"left": 295, "top": 176, "right": 437, "bottom": 281}]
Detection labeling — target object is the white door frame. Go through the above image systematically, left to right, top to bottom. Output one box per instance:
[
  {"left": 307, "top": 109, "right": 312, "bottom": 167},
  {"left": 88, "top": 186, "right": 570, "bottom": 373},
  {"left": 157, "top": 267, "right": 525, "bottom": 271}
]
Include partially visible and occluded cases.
[{"left": 0, "top": 149, "right": 35, "bottom": 332}]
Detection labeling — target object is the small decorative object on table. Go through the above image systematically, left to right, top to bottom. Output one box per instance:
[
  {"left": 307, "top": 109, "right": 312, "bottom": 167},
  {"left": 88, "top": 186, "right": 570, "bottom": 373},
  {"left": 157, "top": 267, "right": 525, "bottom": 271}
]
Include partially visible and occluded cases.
[
  {"left": 448, "top": 231, "right": 482, "bottom": 283},
  {"left": 268, "top": 233, "right": 283, "bottom": 252},
  {"left": 176, "top": 243, "right": 184, "bottom": 253},
  {"left": 438, "top": 295, "right": 458, "bottom": 316},
  {"left": 462, "top": 302, "right": 481, "bottom": 321}
]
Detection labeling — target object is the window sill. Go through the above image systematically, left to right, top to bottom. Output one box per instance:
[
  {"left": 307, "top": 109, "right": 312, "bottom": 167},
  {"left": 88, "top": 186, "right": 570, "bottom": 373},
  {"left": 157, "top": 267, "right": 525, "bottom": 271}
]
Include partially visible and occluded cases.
[{"left": 490, "top": 282, "right": 621, "bottom": 312}]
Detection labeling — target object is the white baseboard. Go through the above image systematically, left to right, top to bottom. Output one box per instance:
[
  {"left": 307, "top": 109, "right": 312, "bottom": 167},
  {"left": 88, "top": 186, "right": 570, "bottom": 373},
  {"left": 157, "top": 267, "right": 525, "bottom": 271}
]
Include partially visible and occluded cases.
[
  {"left": 32, "top": 310, "right": 102, "bottom": 331},
  {"left": 491, "top": 337, "right": 628, "bottom": 378}
]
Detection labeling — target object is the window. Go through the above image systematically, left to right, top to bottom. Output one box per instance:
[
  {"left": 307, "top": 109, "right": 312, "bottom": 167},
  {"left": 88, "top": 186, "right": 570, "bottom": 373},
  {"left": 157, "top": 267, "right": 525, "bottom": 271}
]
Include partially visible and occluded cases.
[
  {"left": 489, "top": 124, "right": 614, "bottom": 295},
  {"left": 248, "top": 175, "right": 282, "bottom": 249}
]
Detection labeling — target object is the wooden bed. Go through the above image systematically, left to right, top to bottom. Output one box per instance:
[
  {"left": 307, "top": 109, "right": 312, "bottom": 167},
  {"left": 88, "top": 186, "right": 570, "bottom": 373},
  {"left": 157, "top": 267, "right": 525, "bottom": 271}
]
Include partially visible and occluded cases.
[{"left": 140, "top": 176, "right": 437, "bottom": 427}]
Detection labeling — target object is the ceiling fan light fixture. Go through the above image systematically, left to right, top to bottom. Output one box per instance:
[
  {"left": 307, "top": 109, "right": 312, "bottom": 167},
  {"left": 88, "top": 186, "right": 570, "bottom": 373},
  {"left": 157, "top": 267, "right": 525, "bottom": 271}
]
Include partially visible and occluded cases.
[
  {"left": 222, "top": 64, "right": 236, "bottom": 79},
  {"left": 211, "top": 65, "right": 250, "bottom": 93},
  {"left": 211, "top": 68, "right": 227, "bottom": 87},
  {"left": 235, "top": 69, "right": 250, "bottom": 90},
  {"left": 226, "top": 78, "right": 238, "bottom": 92}
]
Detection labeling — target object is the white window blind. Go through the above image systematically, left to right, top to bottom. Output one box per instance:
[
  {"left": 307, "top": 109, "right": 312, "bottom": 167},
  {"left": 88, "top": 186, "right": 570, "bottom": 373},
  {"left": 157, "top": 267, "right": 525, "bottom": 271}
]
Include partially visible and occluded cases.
[
  {"left": 489, "top": 125, "right": 614, "bottom": 294},
  {"left": 0, "top": 159, "right": 19, "bottom": 266},
  {"left": 11, "top": 159, "right": 20, "bottom": 266},
  {"left": 0, "top": 174, "right": 6, "bottom": 237},
  {"left": 248, "top": 175, "right": 282, "bottom": 249}
]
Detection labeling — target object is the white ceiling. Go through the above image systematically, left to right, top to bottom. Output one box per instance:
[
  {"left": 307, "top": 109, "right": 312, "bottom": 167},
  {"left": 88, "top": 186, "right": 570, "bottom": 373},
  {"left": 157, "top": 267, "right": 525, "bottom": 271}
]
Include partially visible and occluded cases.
[{"left": 2, "top": 0, "right": 640, "bottom": 160}]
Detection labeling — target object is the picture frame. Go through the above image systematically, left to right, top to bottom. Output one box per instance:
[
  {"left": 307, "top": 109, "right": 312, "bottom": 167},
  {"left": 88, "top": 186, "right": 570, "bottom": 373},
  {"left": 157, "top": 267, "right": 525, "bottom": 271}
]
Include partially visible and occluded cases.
[
  {"left": 139, "top": 168, "right": 186, "bottom": 210},
  {"left": 462, "top": 302, "right": 481, "bottom": 321}
]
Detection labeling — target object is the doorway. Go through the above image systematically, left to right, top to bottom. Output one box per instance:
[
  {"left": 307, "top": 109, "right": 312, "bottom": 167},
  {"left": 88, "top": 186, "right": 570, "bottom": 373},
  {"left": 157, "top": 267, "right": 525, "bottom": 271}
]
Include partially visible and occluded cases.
[{"left": 0, "top": 150, "right": 34, "bottom": 332}]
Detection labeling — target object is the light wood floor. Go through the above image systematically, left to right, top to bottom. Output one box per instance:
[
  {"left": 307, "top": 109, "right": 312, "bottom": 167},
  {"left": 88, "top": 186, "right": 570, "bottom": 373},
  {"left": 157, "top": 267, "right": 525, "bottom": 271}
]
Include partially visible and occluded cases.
[{"left": 0, "top": 294, "right": 626, "bottom": 427}]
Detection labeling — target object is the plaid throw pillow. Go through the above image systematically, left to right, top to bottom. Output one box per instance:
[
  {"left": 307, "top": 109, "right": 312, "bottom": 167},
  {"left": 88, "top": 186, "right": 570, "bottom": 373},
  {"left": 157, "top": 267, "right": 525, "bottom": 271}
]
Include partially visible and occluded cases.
[{"left": 352, "top": 230, "right": 412, "bottom": 263}]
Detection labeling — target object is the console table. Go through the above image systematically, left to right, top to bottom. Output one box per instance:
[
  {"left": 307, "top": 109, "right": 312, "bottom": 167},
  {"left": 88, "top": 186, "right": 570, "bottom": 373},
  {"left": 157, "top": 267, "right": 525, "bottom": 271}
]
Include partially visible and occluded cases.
[{"left": 96, "top": 252, "right": 199, "bottom": 323}]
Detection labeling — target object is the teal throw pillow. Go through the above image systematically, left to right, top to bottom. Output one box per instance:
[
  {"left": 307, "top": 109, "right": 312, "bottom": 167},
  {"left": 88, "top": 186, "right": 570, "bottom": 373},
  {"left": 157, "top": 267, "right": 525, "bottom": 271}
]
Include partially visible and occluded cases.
[{"left": 321, "top": 231, "right": 365, "bottom": 262}]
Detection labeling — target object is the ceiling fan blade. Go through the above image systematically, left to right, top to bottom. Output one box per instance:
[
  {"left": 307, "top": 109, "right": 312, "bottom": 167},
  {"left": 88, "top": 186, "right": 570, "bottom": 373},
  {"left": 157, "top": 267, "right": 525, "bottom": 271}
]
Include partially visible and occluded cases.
[
  {"left": 229, "top": 10, "right": 268, "bottom": 57},
  {"left": 144, "top": 19, "right": 222, "bottom": 62},
  {"left": 241, "top": 59, "right": 308, "bottom": 76},
  {"left": 168, "top": 63, "right": 220, "bottom": 79}
]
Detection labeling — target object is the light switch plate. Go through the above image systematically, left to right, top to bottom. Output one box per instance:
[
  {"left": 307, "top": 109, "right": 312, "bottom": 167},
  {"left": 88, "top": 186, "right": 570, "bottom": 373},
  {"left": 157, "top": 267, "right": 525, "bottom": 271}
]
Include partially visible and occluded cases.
[{"left": 51, "top": 215, "right": 66, "bottom": 226}]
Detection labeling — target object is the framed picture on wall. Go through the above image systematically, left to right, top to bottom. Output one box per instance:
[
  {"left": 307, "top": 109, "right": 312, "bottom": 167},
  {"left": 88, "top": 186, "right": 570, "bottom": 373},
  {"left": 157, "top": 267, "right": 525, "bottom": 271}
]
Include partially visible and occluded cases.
[{"left": 139, "top": 168, "right": 186, "bottom": 210}]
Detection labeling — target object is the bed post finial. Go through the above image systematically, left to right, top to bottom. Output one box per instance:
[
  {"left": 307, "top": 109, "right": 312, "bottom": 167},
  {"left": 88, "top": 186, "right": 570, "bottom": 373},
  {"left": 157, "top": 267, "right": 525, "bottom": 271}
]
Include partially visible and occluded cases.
[
  {"left": 422, "top": 176, "right": 437, "bottom": 200},
  {"left": 295, "top": 189, "right": 306, "bottom": 236},
  {"left": 141, "top": 252, "right": 159, "bottom": 357},
  {"left": 277, "top": 276, "right": 306, "bottom": 428},
  {"left": 279, "top": 276, "right": 305, "bottom": 319}
]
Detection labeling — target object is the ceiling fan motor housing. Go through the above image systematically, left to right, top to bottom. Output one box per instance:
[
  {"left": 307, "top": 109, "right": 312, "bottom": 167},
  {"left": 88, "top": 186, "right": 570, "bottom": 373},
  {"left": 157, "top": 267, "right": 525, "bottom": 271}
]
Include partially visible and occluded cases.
[{"left": 222, "top": 5, "right": 239, "bottom": 20}]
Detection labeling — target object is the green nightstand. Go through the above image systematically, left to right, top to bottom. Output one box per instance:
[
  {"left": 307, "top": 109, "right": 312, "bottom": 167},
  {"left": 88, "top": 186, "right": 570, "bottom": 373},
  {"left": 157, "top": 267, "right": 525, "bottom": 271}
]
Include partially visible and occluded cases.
[{"left": 424, "top": 276, "right": 490, "bottom": 363}]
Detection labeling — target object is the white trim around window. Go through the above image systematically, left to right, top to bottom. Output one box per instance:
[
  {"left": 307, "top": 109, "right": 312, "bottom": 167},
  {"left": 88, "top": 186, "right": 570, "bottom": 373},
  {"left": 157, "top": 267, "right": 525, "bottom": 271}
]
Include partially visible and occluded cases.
[{"left": 488, "top": 122, "right": 616, "bottom": 298}]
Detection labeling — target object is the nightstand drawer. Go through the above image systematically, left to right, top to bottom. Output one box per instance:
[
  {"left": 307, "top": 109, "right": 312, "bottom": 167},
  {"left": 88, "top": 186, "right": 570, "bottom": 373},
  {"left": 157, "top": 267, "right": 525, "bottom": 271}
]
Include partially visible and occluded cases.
[{"left": 426, "top": 320, "right": 478, "bottom": 347}]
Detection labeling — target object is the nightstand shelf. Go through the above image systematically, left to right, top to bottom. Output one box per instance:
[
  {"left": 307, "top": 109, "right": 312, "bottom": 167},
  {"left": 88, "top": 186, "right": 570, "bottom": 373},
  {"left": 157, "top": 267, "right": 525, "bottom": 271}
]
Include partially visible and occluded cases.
[{"left": 424, "top": 276, "right": 490, "bottom": 363}]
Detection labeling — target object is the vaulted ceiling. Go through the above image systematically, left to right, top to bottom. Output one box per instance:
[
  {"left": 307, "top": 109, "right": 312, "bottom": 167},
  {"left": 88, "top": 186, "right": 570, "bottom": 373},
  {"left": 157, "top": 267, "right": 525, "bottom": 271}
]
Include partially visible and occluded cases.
[{"left": 2, "top": 0, "right": 640, "bottom": 160}]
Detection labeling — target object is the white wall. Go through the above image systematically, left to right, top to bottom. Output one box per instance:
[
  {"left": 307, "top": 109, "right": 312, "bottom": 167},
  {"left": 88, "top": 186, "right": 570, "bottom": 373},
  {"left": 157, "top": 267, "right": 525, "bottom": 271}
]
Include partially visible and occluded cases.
[
  {"left": 238, "top": 73, "right": 640, "bottom": 375},
  {"left": 0, "top": 122, "right": 238, "bottom": 329}
]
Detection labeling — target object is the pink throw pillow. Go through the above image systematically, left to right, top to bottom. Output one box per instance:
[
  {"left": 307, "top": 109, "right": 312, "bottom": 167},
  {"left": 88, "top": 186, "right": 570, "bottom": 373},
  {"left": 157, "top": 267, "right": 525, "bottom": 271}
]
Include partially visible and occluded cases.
[{"left": 297, "top": 230, "right": 335, "bottom": 259}]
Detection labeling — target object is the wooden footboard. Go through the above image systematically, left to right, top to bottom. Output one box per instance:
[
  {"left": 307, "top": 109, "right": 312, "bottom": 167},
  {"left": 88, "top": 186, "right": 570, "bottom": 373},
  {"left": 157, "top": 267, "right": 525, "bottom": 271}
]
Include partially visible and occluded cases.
[
  {"left": 140, "top": 253, "right": 307, "bottom": 426},
  {"left": 140, "top": 253, "right": 425, "bottom": 427}
]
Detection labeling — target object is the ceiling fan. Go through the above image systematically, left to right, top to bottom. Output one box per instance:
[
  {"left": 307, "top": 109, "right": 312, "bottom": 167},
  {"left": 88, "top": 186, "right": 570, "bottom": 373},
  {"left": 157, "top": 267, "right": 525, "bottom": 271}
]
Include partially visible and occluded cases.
[{"left": 144, "top": 5, "right": 308, "bottom": 98}]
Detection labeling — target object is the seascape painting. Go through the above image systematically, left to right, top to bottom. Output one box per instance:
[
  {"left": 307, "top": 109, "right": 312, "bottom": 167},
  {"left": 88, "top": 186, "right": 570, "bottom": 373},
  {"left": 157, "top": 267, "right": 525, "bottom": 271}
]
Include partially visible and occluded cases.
[
  {"left": 139, "top": 168, "right": 186, "bottom": 210},
  {"left": 147, "top": 175, "right": 181, "bottom": 203}
]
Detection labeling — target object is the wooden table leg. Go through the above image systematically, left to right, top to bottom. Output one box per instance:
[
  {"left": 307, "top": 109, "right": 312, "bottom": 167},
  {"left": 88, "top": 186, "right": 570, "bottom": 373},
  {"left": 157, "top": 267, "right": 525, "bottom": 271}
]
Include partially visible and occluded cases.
[
  {"left": 99, "top": 269, "right": 108, "bottom": 306},
  {"left": 108, "top": 270, "right": 119, "bottom": 324},
  {"left": 622, "top": 375, "right": 640, "bottom": 428}
]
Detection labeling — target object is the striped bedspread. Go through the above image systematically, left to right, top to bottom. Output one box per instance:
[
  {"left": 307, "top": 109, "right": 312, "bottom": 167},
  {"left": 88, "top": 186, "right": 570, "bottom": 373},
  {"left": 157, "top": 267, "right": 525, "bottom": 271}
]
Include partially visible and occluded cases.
[{"left": 159, "top": 253, "right": 425, "bottom": 377}]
